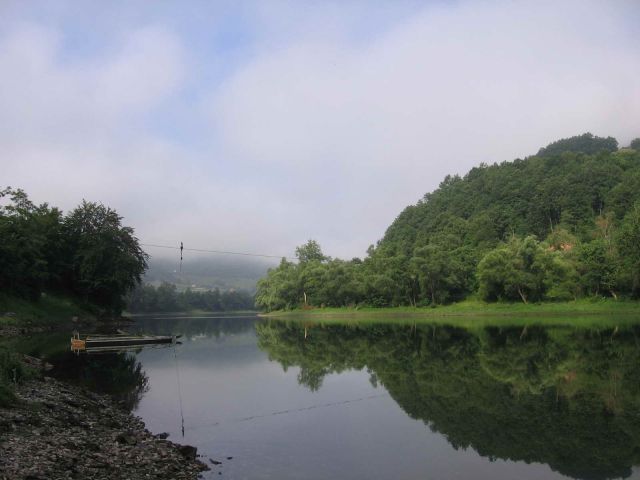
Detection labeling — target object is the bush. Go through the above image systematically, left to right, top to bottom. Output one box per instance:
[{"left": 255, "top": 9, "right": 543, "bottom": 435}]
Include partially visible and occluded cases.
[{"left": 0, "top": 347, "right": 31, "bottom": 407}]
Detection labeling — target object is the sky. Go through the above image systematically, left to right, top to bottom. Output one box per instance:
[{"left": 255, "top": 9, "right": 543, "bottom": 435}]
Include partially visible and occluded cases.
[{"left": 2, "top": 0, "right": 639, "bottom": 260}]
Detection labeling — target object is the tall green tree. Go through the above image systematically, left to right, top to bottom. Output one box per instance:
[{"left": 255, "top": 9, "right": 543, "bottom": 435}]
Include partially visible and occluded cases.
[
  {"left": 0, "top": 188, "right": 62, "bottom": 299},
  {"left": 64, "top": 201, "right": 148, "bottom": 314},
  {"left": 617, "top": 204, "right": 640, "bottom": 296},
  {"left": 478, "top": 236, "right": 551, "bottom": 303},
  {"left": 295, "top": 240, "right": 328, "bottom": 263},
  {"left": 577, "top": 240, "right": 618, "bottom": 297},
  {"left": 410, "top": 244, "right": 465, "bottom": 305},
  {"left": 255, "top": 258, "right": 300, "bottom": 311}
]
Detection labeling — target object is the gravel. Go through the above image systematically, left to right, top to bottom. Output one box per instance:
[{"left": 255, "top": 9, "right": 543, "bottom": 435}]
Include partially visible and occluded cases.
[{"left": 0, "top": 371, "right": 209, "bottom": 480}]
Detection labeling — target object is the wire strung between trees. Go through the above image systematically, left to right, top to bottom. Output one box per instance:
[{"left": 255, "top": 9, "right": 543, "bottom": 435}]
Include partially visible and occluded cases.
[{"left": 140, "top": 242, "right": 293, "bottom": 261}]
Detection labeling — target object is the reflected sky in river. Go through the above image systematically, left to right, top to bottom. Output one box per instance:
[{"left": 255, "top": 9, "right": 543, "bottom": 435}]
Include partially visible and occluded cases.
[{"left": 123, "top": 314, "right": 640, "bottom": 480}]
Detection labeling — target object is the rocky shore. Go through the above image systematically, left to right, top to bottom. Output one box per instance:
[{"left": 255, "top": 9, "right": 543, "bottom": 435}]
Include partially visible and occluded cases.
[{"left": 0, "top": 369, "right": 209, "bottom": 480}]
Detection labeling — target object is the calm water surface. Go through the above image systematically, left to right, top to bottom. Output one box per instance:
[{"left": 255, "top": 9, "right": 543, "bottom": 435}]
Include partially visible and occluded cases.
[{"left": 27, "top": 314, "right": 640, "bottom": 480}]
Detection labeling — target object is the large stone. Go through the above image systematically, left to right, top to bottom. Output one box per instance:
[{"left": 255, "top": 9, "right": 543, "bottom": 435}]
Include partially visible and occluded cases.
[
  {"left": 116, "top": 431, "right": 138, "bottom": 445},
  {"left": 178, "top": 444, "right": 198, "bottom": 461}
]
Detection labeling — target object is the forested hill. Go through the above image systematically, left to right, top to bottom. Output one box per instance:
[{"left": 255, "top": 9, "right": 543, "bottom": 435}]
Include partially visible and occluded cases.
[
  {"left": 255, "top": 133, "right": 640, "bottom": 311},
  {"left": 379, "top": 133, "right": 631, "bottom": 256}
]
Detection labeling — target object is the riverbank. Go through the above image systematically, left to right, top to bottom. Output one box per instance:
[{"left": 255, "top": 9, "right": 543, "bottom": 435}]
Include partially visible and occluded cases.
[
  {"left": 0, "top": 293, "right": 98, "bottom": 337},
  {"left": 0, "top": 293, "right": 141, "bottom": 338},
  {"left": 260, "top": 298, "right": 640, "bottom": 325},
  {"left": 0, "top": 356, "right": 208, "bottom": 480}
]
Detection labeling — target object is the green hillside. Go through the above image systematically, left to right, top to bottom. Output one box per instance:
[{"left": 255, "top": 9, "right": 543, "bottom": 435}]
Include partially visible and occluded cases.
[
  {"left": 256, "top": 133, "right": 640, "bottom": 310},
  {"left": 380, "top": 133, "right": 627, "bottom": 257}
]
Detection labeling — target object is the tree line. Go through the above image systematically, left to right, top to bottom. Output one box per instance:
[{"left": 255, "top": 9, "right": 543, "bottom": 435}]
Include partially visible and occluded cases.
[
  {"left": 256, "top": 134, "right": 640, "bottom": 310},
  {"left": 0, "top": 188, "right": 147, "bottom": 314},
  {"left": 127, "top": 282, "right": 254, "bottom": 313}
]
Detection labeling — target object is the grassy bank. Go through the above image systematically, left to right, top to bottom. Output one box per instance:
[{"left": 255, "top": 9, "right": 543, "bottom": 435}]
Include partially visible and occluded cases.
[
  {"left": 0, "top": 293, "right": 95, "bottom": 331},
  {"left": 0, "top": 293, "right": 97, "bottom": 407},
  {"left": 259, "top": 298, "right": 640, "bottom": 327},
  {"left": 261, "top": 298, "right": 640, "bottom": 317},
  {"left": 0, "top": 346, "right": 37, "bottom": 407}
]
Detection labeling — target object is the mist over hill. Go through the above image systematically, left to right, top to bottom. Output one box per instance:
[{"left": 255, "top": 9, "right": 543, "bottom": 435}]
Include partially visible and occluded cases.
[{"left": 143, "top": 254, "right": 277, "bottom": 293}]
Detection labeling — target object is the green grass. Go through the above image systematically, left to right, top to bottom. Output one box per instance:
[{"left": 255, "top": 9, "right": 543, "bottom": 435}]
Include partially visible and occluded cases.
[
  {"left": 0, "top": 292, "right": 95, "bottom": 329},
  {"left": 0, "top": 293, "right": 90, "bottom": 407},
  {"left": 260, "top": 298, "right": 640, "bottom": 328},
  {"left": 261, "top": 298, "right": 640, "bottom": 317},
  {"left": 265, "top": 314, "right": 640, "bottom": 330},
  {"left": 0, "top": 345, "right": 38, "bottom": 407}
]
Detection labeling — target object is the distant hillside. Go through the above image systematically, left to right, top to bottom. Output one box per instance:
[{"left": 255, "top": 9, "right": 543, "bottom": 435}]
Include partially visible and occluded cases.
[
  {"left": 256, "top": 133, "right": 640, "bottom": 310},
  {"left": 144, "top": 255, "right": 277, "bottom": 293}
]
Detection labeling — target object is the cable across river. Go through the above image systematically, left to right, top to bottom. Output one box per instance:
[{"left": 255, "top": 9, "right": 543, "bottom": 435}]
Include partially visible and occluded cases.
[{"left": 140, "top": 242, "right": 294, "bottom": 261}]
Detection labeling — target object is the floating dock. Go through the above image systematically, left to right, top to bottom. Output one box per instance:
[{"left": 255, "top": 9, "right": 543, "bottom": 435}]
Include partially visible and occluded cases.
[{"left": 71, "top": 332, "right": 179, "bottom": 353}]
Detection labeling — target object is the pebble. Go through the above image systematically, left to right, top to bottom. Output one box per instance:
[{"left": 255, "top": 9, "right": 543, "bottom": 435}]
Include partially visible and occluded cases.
[{"left": 0, "top": 374, "right": 209, "bottom": 479}]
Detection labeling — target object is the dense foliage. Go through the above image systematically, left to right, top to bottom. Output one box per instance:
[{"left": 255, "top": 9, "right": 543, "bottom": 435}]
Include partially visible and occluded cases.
[
  {"left": 536, "top": 132, "right": 618, "bottom": 157},
  {"left": 256, "top": 133, "right": 640, "bottom": 310},
  {"left": 0, "top": 188, "right": 147, "bottom": 314},
  {"left": 127, "top": 282, "right": 254, "bottom": 313}
]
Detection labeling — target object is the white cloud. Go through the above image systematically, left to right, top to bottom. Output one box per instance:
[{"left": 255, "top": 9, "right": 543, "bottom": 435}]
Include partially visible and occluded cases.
[
  {"left": 204, "top": 0, "right": 640, "bottom": 255},
  {"left": 1, "top": 1, "right": 639, "bottom": 260},
  {"left": 0, "top": 24, "right": 190, "bottom": 228},
  {"left": 0, "top": 25, "right": 183, "bottom": 145}
]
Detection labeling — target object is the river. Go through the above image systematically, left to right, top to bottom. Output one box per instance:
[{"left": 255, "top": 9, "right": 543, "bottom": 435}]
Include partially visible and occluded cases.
[{"left": 18, "top": 313, "right": 640, "bottom": 480}]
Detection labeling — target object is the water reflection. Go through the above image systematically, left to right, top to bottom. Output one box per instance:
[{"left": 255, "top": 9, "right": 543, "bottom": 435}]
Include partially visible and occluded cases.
[
  {"left": 130, "top": 313, "right": 258, "bottom": 338},
  {"left": 15, "top": 315, "right": 640, "bottom": 479},
  {"left": 15, "top": 315, "right": 257, "bottom": 411},
  {"left": 256, "top": 320, "right": 640, "bottom": 480},
  {"left": 5, "top": 332, "right": 150, "bottom": 410},
  {"left": 49, "top": 351, "right": 149, "bottom": 410}
]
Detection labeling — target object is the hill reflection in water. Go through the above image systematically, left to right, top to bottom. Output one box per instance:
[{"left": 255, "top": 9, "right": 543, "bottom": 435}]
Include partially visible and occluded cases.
[{"left": 256, "top": 319, "right": 640, "bottom": 480}]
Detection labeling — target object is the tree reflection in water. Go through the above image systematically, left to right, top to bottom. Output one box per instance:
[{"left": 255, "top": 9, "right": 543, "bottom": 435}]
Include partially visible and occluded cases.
[
  {"left": 256, "top": 320, "right": 640, "bottom": 480},
  {"left": 49, "top": 351, "right": 149, "bottom": 411}
]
